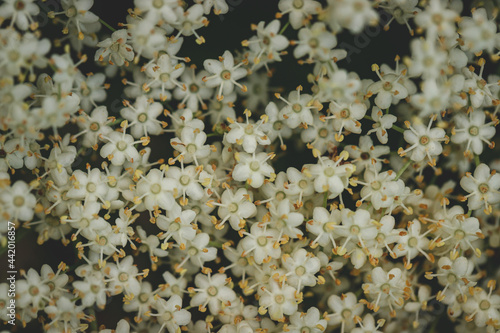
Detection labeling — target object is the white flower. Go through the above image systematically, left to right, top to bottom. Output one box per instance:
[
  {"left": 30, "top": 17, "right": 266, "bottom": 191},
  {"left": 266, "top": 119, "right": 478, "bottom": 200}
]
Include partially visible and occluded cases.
[
  {"left": 0, "top": 0, "right": 39, "bottom": 30},
  {"left": 134, "top": 0, "right": 179, "bottom": 25},
  {"left": 278, "top": 0, "right": 321, "bottom": 29},
  {"left": 326, "top": 0, "right": 379, "bottom": 34},
  {"left": 414, "top": 0, "right": 458, "bottom": 38},
  {"left": 459, "top": 8, "right": 500, "bottom": 54},
  {"left": 244, "top": 20, "right": 289, "bottom": 67},
  {"left": 293, "top": 22, "right": 337, "bottom": 62},
  {"left": 95, "top": 29, "right": 134, "bottom": 66},
  {"left": 203, "top": 50, "right": 247, "bottom": 100},
  {"left": 144, "top": 54, "right": 185, "bottom": 101},
  {"left": 368, "top": 64, "right": 409, "bottom": 110},
  {"left": 277, "top": 87, "right": 318, "bottom": 129},
  {"left": 120, "top": 96, "right": 165, "bottom": 139},
  {"left": 324, "top": 100, "right": 367, "bottom": 140},
  {"left": 366, "top": 107, "right": 397, "bottom": 144},
  {"left": 226, "top": 109, "right": 270, "bottom": 153},
  {"left": 452, "top": 110, "right": 496, "bottom": 156},
  {"left": 399, "top": 118, "right": 448, "bottom": 165},
  {"left": 170, "top": 127, "right": 211, "bottom": 165},
  {"left": 100, "top": 129, "right": 141, "bottom": 166},
  {"left": 345, "top": 135, "right": 389, "bottom": 174},
  {"left": 232, "top": 152, "right": 275, "bottom": 188},
  {"left": 309, "top": 153, "right": 355, "bottom": 199},
  {"left": 460, "top": 163, "right": 500, "bottom": 214},
  {"left": 67, "top": 168, "right": 109, "bottom": 205},
  {"left": 135, "top": 168, "right": 177, "bottom": 211},
  {"left": 0, "top": 180, "right": 36, "bottom": 222},
  {"left": 209, "top": 188, "right": 256, "bottom": 231},
  {"left": 393, "top": 219, "right": 431, "bottom": 269},
  {"left": 240, "top": 224, "right": 281, "bottom": 264},
  {"left": 282, "top": 248, "right": 320, "bottom": 290},
  {"left": 426, "top": 256, "right": 476, "bottom": 301},
  {"left": 362, "top": 267, "right": 407, "bottom": 313},
  {"left": 190, "top": 273, "right": 237, "bottom": 314},
  {"left": 258, "top": 280, "right": 298, "bottom": 321},
  {"left": 463, "top": 283, "right": 500, "bottom": 328},
  {"left": 327, "top": 292, "right": 363, "bottom": 331},
  {"left": 151, "top": 294, "right": 191, "bottom": 333},
  {"left": 287, "top": 307, "right": 326, "bottom": 333}
]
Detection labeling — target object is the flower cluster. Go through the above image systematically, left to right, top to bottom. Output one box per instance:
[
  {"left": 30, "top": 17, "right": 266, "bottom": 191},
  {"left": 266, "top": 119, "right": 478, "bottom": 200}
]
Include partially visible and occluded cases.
[{"left": 1, "top": 0, "right": 500, "bottom": 333}]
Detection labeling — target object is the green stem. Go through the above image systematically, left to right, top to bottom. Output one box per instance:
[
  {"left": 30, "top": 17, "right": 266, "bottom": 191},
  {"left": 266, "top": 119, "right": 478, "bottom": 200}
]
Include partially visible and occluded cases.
[
  {"left": 99, "top": 19, "right": 116, "bottom": 32},
  {"left": 279, "top": 21, "right": 290, "bottom": 35},
  {"left": 391, "top": 124, "right": 406, "bottom": 134},
  {"left": 475, "top": 154, "right": 480, "bottom": 167},
  {"left": 395, "top": 160, "right": 412, "bottom": 181},
  {"left": 323, "top": 192, "right": 328, "bottom": 208},
  {"left": 89, "top": 307, "right": 98, "bottom": 332}
]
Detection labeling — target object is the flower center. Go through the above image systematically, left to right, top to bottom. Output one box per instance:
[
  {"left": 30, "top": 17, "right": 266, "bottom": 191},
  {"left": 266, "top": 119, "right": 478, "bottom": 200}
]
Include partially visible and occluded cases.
[
  {"left": 153, "top": 0, "right": 164, "bottom": 8},
  {"left": 293, "top": 0, "right": 304, "bottom": 9},
  {"left": 15, "top": 1, "right": 25, "bottom": 10},
  {"left": 66, "top": 6, "right": 77, "bottom": 17},
  {"left": 432, "top": 13, "right": 443, "bottom": 24},
  {"left": 262, "top": 36, "right": 271, "bottom": 45},
  {"left": 308, "top": 38, "right": 319, "bottom": 48},
  {"left": 8, "top": 50, "right": 20, "bottom": 61},
  {"left": 221, "top": 70, "right": 231, "bottom": 80},
  {"left": 160, "top": 73, "right": 170, "bottom": 83},
  {"left": 383, "top": 82, "right": 393, "bottom": 91},
  {"left": 189, "top": 84, "right": 199, "bottom": 93},
  {"left": 292, "top": 103, "right": 302, "bottom": 113},
  {"left": 340, "top": 109, "right": 350, "bottom": 118},
  {"left": 138, "top": 113, "right": 148, "bottom": 123},
  {"left": 273, "top": 121, "right": 283, "bottom": 130},
  {"left": 90, "top": 122, "right": 100, "bottom": 132},
  {"left": 244, "top": 124, "right": 254, "bottom": 135},
  {"left": 468, "top": 126, "right": 479, "bottom": 136},
  {"left": 319, "top": 128, "right": 329, "bottom": 138},
  {"left": 419, "top": 135, "right": 430, "bottom": 145},
  {"left": 117, "top": 141, "right": 128, "bottom": 151},
  {"left": 186, "top": 144, "right": 197, "bottom": 154},
  {"left": 361, "top": 152, "right": 370, "bottom": 160},
  {"left": 250, "top": 161, "right": 260, "bottom": 171},
  {"left": 324, "top": 167, "right": 335, "bottom": 177},
  {"left": 180, "top": 175, "right": 190, "bottom": 185},
  {"left": 299, "top": 180, "right": 308, "bottom": 189},
  {"left": 371, "top": 181, "right": 381, "bottom": 191},
  {"left": 86, "top": 182, "right": 96, "bottom": 193},
  {"left": 151, "top": 183, "right": 161, "bottom": 194},
  {"left": 479, "top": 183, "right": 490, "bottom": 194},
  {"left": 276, "top": 191, "right": 286, "bottom": 200},
  {"left": 13, "top": 196, "right": 25, "bottom": 207},
  {"left": 228, "top": 203, "right": 238, "bottom": 213},
  {"left": 350, "top": 225, "right": 360, "bottom": 235},
  {"left": 454, "top": 230, "right": 465, "bottom": 240},
  {"left": 98, "top": 236, "right": 108, "bottom": 246},
  {"left": 257, "top": 236, "right": 268, "bottom": 246},
  {"left": 408, "top": 237, "right": 418, "bottom": 247},
  {"left": 188, "top": 247, "right": 198, "bottom": 256},
  {"left": 237, "top": 257, "right": 248, "bottom": 267},
  {"left": 295, "top": 266, "right": 306, "bottom": 276},
  {"left": 118, "top": 272, "right": 129, "bottom": 282},
  {"left": 447, "top": 273, "right": 457, "bottom": 284},
  {"left": 381, "top": 283, "right": 391, "bottom": 294},
  {"left": 91, "top": 284, "right": 100, "bottom": 294},
  {"left": 29, "top": 286, "right": 39, "bottom": 296},
  {"left": 207, "top": 286, "right": 218, "bottom": 296},
  {"left": 139, "top": 293, "right": 149, "bottom": 303},
  {"left": 274, "top": 294, "right": 285, "bottom": 304},
  {"left": 480, "top": 300, "right": 491, "bottom": 310},
  {"left": 342, "top": 309, "right": 352, "bottom": 319},
  {"left": 162, "top": 311, "right": 173, "bottom": 322}
]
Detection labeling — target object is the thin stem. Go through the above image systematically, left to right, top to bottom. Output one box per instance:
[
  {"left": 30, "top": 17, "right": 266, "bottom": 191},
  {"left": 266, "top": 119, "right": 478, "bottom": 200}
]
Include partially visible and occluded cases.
[
  {"left": 99, "top": 19, "right": 116, "bottom": 32},
  {"left": 279, "top": 21, "right": 290, "bottom": 35},
  {"left": 475, "top": 154, "right": 480, "bottom": 167},
  {"left": 395, "top": 160, "right": 412, "bottom": 181},
  {"left": 323, "top": 192, "right": 328, "bottom": 208}
]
